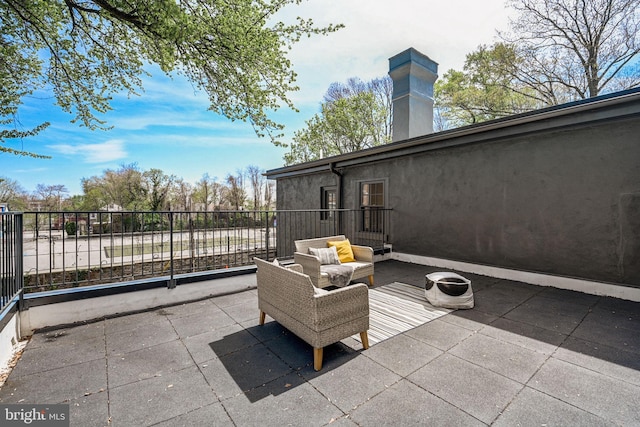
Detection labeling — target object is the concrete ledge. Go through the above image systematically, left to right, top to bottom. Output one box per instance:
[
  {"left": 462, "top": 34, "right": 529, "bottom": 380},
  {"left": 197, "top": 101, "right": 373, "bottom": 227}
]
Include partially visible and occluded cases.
[
  {"left": 392, "top": 252, "right": 640, "bottom": 302},
  {"left": 23, "top": 265, "right": 257, "bottom": 309},
  {"left": 19, "top": 273, "right": 257, "bottom": 335},
  {"left": 0, "top": 301, "right": 23, "bottom": 381}
]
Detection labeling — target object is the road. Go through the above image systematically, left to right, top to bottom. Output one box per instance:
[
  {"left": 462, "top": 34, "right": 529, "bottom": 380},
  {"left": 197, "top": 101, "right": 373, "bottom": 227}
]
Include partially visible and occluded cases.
[{"left": 21, "top": 228, "right": 275, "bottom": 275}]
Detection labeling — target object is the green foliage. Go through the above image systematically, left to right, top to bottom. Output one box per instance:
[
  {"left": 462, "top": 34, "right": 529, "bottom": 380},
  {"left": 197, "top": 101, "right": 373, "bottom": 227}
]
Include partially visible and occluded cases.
[
  {"left": 0, "top": 0, "right": 342, "bottom": 157},
  {"left": 436, "top": 0, "right": 640, "bottom": 128},
  {"left": 0, "top": 32, "right": 51, "bottom": 157},
  {"left": 435, "top": 44, "right": 540, "bottom": 127},
  {"left": 284, "top": 76, "right": 393, "bottom": 165},
  {"left": 14, "top": 163, "right": 272, "bottom": 212},
  {"left": 81, "top": 163, "right": 145, "bottom": 210},
  {"left": 143, "top": 168, "right": 175, "bottom": 211},
  {"left": 192, "top": 173, "right": 224, "bottom": 210},
  {"left": 225, "top": 173, "right": 246, "bottom": 210},
  {"left": 0, "top": 176, "right": 29, "bottom": 210},
  {"left": 171, "top": 178, "right": 193, "bottom": 211},
  {"left": 65, "top": 195, "right": 86, "bottom": 211},
  {"left": 141, "top": 213, "right": 168, "bottom": 231},
  {"left": 65, "top": 221, "right": 77, "bottom": 236}
]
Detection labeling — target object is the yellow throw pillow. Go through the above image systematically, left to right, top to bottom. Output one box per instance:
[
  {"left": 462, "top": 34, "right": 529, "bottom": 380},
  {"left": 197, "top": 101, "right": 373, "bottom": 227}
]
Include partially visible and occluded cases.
[{"left": 327, "top": 239, "right": 356, "bottom": 263}]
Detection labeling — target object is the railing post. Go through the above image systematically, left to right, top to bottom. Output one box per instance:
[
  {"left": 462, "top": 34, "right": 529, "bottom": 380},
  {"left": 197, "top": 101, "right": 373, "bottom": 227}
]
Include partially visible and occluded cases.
[
  {"left": 17, "top": 208, "right": 389, "bottom": 292},
  {"left": 265, "top": 210, "right": 270, "bottom": 261},
  {"left": 0, "top": 212, "right": 25, "bottom": 314},
  {"left": 167, "top": 212, "right": 176, "bottom": 289},
  {"left": 15, "top": 213, "right": 24, "bottom": 299},
  {"left": 16, "top": 213, "right": 25, "bottom": 311}
]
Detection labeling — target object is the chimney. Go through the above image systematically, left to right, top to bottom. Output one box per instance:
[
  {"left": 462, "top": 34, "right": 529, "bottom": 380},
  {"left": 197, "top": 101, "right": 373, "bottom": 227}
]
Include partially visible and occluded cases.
[{"left": 389, "top": 48, "right": 438, "bottom": 141}]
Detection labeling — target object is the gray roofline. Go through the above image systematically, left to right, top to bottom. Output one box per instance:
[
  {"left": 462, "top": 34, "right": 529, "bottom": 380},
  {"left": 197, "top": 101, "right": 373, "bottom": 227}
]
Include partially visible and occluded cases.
[{"left": 266, "top": 87, "right": 640, "bottom": 180}]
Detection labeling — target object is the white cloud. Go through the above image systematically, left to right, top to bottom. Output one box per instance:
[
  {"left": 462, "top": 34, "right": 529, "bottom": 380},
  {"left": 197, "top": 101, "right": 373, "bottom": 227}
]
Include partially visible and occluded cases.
[
  {"left": 279, "top": 0, "right": 512, "bottom": 106},
  {"left": 112, "top": 1, "right": 514, "bottom": 125},
  {"left": 106, "top": 92, "right": 252, "bottom": 132},
  {"left": 109, "top": 110, "right": 213, "bottom": 131},
  {"left": 47, "top": 139, "right": 128, "bottom": 164},
  {"left": 13, "top": 167, "right": 49, "bottom": 174}
]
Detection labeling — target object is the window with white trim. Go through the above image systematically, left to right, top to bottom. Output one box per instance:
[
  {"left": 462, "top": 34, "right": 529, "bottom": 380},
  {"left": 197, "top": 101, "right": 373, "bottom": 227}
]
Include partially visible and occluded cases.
[
  {"left": 360, "top": 181, "right": 384, "bottom": 232},
  {"left": 321, "top": 187, "right": 337, "bottom": 220}
]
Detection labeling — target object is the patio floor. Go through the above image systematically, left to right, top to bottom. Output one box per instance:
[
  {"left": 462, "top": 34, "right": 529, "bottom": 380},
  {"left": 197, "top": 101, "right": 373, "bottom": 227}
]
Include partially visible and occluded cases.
[{"left": 1, "top": 260, "right": 639, "bottom": 426}]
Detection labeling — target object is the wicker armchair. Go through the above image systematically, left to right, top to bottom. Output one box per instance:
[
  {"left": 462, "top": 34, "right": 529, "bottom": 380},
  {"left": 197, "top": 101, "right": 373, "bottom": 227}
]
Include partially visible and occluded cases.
[
  {"left": 294, "top": 235, "right": 374, "bottom": 288},
  {"left": 254, "top": 257, "right": 370, "bottom": 371}
]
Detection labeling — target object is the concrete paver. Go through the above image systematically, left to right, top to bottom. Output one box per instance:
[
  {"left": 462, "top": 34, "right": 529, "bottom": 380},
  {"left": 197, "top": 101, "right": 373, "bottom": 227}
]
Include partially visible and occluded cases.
[{"left": 1, "top": 260, "right": 639, "bottom": 426}]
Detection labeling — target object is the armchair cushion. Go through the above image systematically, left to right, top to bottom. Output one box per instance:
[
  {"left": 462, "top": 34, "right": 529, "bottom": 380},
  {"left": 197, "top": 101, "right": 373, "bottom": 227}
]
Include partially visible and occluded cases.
[
  {"left": 294, "top": 235, "right": 374, "bottom": 288},
  {"left": 327, "top": 239, "right": 356, "bottom": 263},
  {"left": 309, "top": 246, "right": 341, "bottom": 265},
  {"left": 254, "top": 257, "right": 369, "bottom": 370}
]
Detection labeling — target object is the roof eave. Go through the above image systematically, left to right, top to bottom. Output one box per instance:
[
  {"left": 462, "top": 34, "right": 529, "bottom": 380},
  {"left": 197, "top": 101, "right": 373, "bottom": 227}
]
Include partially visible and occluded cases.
[{"left": 266, "top": 87, "right": 640, "bottom": 180}]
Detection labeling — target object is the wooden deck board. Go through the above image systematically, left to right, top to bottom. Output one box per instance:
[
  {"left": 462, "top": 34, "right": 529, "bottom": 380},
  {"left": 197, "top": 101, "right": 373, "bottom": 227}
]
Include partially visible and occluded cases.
[{"left": 351, "top": 282, "right": 452, "bottom": 346}]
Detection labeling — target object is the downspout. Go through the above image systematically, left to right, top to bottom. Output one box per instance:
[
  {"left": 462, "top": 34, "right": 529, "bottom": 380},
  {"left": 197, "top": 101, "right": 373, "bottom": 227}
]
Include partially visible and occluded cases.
[
  {"left": 330, "top": 162, "right": 344, "bottom": 235},
  {"left": 330, "top": 162, "right": 343, "bottom": 208}
]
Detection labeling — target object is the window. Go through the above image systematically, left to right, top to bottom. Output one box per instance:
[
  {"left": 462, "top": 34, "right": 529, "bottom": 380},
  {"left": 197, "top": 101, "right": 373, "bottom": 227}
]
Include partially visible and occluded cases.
[
  {"left": 360, "top": 181, "right": 384, "bottom": 232},
  {"left": 321, "top": 187, "right": 337, "bottom": 220}
]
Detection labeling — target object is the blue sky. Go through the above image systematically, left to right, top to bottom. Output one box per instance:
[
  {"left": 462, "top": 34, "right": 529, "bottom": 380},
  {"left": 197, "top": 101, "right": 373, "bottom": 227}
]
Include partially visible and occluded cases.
[{"left": 2, "top": 0, "right": 510, "bottom": 196}]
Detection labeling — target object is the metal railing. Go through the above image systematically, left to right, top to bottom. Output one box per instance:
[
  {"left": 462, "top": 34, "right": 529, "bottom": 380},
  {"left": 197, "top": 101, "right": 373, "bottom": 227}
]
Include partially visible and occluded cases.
[
  {"left": 272, "top": 208, "right": 391, "bottom": 256},
  {"left": 19, "top": 209, "right": 391, "bottom": 293},
  {"left": 1, "top": 211, "right": 23, "bottom": 314}
]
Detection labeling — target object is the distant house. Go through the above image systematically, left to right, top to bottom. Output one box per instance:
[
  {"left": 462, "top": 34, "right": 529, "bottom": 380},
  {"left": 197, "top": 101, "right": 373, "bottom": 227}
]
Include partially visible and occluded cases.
[
  {"left": 266, "top": 48, "right": 640, "bottom": 299},
  {"left": 100, "top": 204, "right": 124, "bottom": 212}
]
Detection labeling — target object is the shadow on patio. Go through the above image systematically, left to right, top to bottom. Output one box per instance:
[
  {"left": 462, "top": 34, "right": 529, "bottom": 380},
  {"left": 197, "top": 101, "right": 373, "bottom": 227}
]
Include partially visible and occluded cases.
[{"left": 1, "top": 260, "right": 638, "bottom": 426}]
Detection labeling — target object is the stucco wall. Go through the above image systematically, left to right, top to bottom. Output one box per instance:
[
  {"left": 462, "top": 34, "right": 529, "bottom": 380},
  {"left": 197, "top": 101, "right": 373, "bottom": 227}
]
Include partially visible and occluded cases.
[
  {"left": 274, "top": 99, "right": 640, "bottom": 287},
  {"left": 276, "top": 174, "right": 335, "bottom": 209}
]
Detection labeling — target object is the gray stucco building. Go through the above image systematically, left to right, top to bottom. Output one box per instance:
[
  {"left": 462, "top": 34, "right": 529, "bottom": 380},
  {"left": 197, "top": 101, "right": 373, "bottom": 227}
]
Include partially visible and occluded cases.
[{"left": 267, "top": 49, "right": 640, "bottom": 300}]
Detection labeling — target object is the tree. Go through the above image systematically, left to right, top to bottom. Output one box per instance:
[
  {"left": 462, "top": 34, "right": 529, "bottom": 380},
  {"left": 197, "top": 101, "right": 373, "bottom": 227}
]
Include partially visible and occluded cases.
[
  {"left": 435, "top": 0, "right": 640, "bottom": 127},
  {"left": 501, "top": 0, "right": 640, "bottom": 102},
  {"left": 1, "top": 1, "right": 342, "bottom": 157},
  {"left": 0, "top": 32, "right": 51, "bottom": 158},
  {"left": 435, "top": 44, "right": 541, "bottom": 127},
  {"left": 284, "top": 76, "right": 393, "bottom": 165},
  {"left": 323, "top": 77, "right": 394, "bottom": 140},
  {"left": 81, "top": 163, "right": 145, "bottom": 210},
  {"left": 106, "top": 164, "right": 146, "bottom": 210},
  {"left": 247, "top": 165, "right": 264, "bottom": 211},
  {"left": 142, "top": 168, "right": 175, "bottom": 211},
  {"left": 225, "top": 172, "right": 246, "bottom": 210},
  {"left": 192, "top": 173, "right": 223, "bottom": 211},
  {"left": 80, "top": 176, "right": 109, "bottom": 211},
  {"left": 0, "top": 177, "right": 29, "bottom": 210},
  {"left": 171, "top": 178, "right": 193, "bottom": 211},
  {"left": 264, "top": 180, "right": 275, "bottom": 211},
  {"left": 34, "top": 184, "right": 68, "bottom": 211},
  {"left": 65, "top": 194, "right": 86, "bottom": 211}
]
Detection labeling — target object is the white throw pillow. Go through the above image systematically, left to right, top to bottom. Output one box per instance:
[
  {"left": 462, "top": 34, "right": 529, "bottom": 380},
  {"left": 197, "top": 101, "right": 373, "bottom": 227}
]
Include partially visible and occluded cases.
[{"left": 309, "top": 246, "right": 341, "bottom": 265}]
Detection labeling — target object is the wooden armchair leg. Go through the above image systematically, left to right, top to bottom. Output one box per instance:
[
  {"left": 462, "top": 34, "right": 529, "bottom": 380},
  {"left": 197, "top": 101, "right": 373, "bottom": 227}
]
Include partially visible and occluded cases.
[
  {"left": 368, "top": 275, "right": 374, "bottom": 286},
  {"left": 259, "top": 310, "right": 266, "bottom": 326},
  {"left": 360, "top": 331, "right": 370, "bottom": 350},
  {"left": 313, "top": 347, "right": 323, "bottom": 371}
]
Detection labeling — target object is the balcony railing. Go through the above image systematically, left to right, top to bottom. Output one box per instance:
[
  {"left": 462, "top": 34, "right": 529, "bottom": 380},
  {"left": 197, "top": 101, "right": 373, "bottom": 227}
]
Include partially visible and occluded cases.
[
  {"left": 18, "top": 209, "right": 391, "bottom": 295},
  {"left": 1, "top": 211, "right": 23, "bottom": 315}
]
